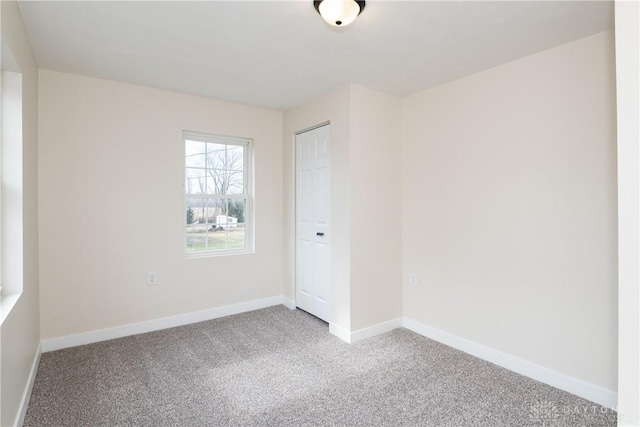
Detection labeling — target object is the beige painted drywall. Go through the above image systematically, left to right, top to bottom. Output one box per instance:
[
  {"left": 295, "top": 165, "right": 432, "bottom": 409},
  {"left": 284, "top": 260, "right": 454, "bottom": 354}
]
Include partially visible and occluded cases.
[
  {"left": 615, "top": 0, "right": 640, "bottom": 424},
  {"left": 1, "top": 2, "right": 41, "bottom": 425},
  {"left": 401, "top": 31, "right": 617, "bottom": 391},
  {"left": 38, "top": 70, "right": 283, "bottom": 339},
  {"left": 283, "top": 84, "right": 402, "bottom": 334},
  {"left": 349, "top": 85, "right": 402, "bottom": 331},
  {"left": 283, "top": 86, "right": 352, "bottom": 331}
]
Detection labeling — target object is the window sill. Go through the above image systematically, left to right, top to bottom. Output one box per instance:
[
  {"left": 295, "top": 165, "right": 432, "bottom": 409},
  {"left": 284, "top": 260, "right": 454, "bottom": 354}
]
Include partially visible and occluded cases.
[
  {"left": 184, "top": 248, "right": 254, "bottom": 259},
  {"left": 0, "top": 292, "right": 22, "bottom": 326}
]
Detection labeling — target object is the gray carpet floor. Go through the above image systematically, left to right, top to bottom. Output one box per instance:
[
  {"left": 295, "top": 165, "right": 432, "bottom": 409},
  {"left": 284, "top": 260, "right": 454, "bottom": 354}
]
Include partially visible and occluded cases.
[{"left": 25, "top": 305, "right": 616, "bottom": 426}]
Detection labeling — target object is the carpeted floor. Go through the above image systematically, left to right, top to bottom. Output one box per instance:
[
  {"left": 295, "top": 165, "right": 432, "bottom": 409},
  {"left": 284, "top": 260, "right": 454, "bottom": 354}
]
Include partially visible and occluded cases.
[{"left": 25, "top": 305, "right": 616, "bottom": 426}]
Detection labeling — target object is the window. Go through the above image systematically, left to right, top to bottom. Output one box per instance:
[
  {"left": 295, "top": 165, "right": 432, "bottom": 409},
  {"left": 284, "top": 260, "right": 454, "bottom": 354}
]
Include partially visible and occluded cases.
[
  {"left": 1, "top": 61, "right": 25, "bottom": 320},
  {"left": 184, "top": 131, "right": 252, "bottom": 256}
]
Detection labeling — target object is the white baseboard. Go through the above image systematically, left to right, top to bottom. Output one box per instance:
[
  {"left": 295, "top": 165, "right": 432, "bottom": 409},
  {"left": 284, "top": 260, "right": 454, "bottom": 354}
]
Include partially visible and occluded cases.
[
  {"left": 41, "top": 296, "right": 289, "bottom": 352},
  {"left": 281, "top": 296, "right": 296, "bottom": 310},
  {"left": 402, "top": 317, "right": 618, "bottom": 409},
  {"left": 330, "top": 318, "right": 403, "bottom": 344},
  {"left": 351, "top": 318, "right": 403, "bottom": 343},
  {"left": 329, "top": 322, "right": 351, "bottom": 343},
  {"left": 14, "top": 342, "right": 41, "bottom": 427}
]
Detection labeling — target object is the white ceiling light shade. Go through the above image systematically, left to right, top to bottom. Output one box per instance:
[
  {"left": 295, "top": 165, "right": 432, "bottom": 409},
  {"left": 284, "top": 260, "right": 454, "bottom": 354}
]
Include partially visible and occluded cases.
[{"left": 314, "top": 0, "right": 365, "bottom": 27}]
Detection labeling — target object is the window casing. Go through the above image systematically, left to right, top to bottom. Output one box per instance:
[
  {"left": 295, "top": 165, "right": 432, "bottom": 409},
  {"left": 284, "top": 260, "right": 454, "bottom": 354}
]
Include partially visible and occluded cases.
[{"left": 184, "top": 131, "right": 252, "bottom": 256}]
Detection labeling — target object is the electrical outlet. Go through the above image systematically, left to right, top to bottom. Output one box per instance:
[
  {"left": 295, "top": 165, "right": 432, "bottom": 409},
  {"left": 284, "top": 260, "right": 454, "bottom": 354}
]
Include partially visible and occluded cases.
[
  {"left": 148, "top": 271, "right": 158, "bottom": 286},
  {"left": 410, "top": 273, "right": 418, "bottom": 288}
]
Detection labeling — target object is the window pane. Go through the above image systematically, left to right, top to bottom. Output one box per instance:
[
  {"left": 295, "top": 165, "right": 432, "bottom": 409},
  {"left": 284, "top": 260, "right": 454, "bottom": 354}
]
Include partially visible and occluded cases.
[
  {"left": 185, "top": 140, "right": 206, "bottom": 168},
  {"left": 206, "top": 143, "right": 227, "bottom": 171},
  {"left": 227, "top": 145, "right": 244, "bottom": 172},
  {"left": 186, "top": 168, "right": 206, "bottom": 194},
  {"left": 206, "top": 168, "right": 225, "bottom": 195},
  {"left": 205, "top": 170, "right": 244, "bottom": 195},
  {"left": 226, "top": 171, "right": 244, "bottom": 195},
  {"left": 186, "top": 198, "right": 208, "bottom": 252},
  {"left": 209, "top": 198, "right": 226, "bottom": 219},
  {"left": 205, "top": 199, "right": 218, "bottom": 225},
  {"left": 225, "top": 199, "right": 246, "bottom": 250},
  {"left": 207, "top": 227, "right": 226, "bottom": 251}
]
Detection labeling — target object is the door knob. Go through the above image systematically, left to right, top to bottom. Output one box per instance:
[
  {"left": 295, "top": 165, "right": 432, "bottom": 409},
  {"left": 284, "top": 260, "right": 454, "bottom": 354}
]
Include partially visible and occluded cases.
[{"left": 316, "top": 232, "right": 325, "bottom": 236}]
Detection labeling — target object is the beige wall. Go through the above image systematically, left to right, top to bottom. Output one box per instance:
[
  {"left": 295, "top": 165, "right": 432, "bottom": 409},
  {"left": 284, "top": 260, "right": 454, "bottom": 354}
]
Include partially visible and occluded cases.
[
  {"left": 1, "top": 1, "right": 41, "bottom": 426},
  {"left": 401, "top": 31, "right": 617, "bottom": 391},
  {"left": 38, "top": 70, "right": 283, "bottom": 339},
  {"left": 349, "top": 85, "right": 402, "bottom": 331},
  {"left": 283, "top": 86, "right": 352, "bottom": 331}
]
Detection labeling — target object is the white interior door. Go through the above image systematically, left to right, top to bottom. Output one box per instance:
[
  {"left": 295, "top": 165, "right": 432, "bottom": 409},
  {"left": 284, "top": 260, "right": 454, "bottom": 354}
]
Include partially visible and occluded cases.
[{"left": 296, "top": 124, "right": 331, "bottom": 322}]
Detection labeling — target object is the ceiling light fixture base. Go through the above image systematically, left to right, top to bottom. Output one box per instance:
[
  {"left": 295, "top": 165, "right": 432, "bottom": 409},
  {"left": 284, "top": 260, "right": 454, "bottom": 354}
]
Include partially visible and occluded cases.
[{"left": 314, "top": 0, "right": 366, "bottom": 27}]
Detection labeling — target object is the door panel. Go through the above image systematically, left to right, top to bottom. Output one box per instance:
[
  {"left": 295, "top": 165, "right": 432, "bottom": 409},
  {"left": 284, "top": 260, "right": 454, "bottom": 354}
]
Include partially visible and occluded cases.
[
  {"left": 295, "top": 124, "right": 331, "bottom": 322},
  {"left": 297, "top": 239, "right": 312, "bottom": 296},
  {"left": 313, "top": 241, "right": 330, "bottom": 303}
]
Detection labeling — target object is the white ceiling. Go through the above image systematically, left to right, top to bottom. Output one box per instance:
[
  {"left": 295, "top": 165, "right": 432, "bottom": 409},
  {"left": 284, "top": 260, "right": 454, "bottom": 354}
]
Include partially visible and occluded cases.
[{"left": 18, "top": 1, "right": 613, "bottom": 111}]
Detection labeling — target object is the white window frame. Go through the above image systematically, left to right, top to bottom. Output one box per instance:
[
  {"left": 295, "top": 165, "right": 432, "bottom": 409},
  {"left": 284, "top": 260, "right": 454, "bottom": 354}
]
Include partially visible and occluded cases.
[
  {"left": 1, "top": 64, "right": 26, "bottom": 324},
  {"left": 183, "top": 130, "right": 253, "bottom": 257}
]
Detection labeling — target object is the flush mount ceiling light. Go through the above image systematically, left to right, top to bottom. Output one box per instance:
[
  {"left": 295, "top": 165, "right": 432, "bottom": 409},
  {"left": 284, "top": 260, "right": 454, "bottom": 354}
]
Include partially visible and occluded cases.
[{"left": 314, "top": 0, "right": 365, "bottom": 27}]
